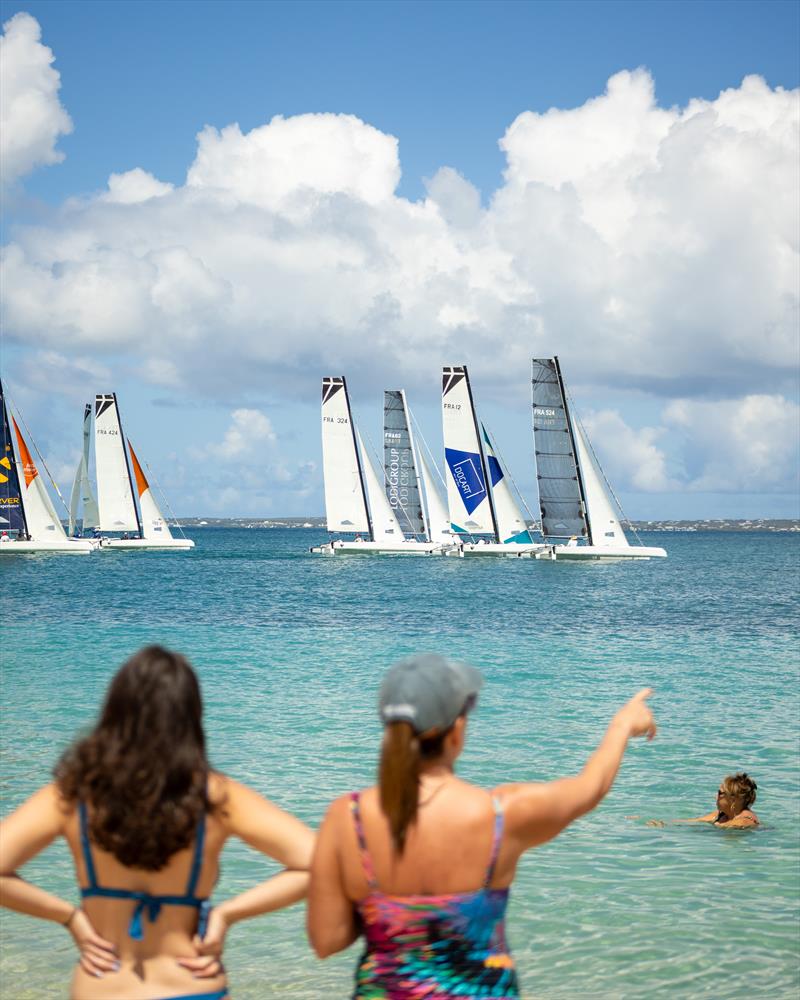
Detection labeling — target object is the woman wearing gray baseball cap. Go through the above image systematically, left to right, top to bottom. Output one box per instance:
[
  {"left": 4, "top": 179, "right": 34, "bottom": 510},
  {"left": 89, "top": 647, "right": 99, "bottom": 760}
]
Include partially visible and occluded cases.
[{"left": 307, "top": 653, "right": 656, "bottom": 998}]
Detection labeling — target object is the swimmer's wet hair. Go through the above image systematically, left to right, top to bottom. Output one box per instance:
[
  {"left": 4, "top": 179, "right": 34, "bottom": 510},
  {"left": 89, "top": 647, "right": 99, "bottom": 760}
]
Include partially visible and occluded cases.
[{"left": 723, "top": 773, "right": 757, "bottom": 810}]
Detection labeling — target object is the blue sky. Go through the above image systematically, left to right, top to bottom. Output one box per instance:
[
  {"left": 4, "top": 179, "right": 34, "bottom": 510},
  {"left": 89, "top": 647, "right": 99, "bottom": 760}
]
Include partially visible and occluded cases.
[{"left": 1, "top": 0, "right": 798, "bottom": 519}]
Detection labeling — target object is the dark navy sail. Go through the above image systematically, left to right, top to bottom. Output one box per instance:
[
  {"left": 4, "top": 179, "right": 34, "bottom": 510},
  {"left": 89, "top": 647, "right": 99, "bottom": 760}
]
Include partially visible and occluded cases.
[
  {"left": 531, "top": 358, "right": 589, "bottom": 540},
  {"left": 0, "top": 382, "right": 27, "bottom": 536}
]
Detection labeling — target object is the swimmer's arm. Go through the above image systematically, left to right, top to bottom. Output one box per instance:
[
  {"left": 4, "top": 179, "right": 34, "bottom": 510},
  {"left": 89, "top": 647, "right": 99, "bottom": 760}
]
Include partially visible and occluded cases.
[
  {"left": 500, "top": 688, "right": 656, "bottom": 851},
  {"left": 0, "top": 784, "right": 74, "bottom": 924},
  {"left": 307, "top": 796, "right": 359, "bottom": 958}
]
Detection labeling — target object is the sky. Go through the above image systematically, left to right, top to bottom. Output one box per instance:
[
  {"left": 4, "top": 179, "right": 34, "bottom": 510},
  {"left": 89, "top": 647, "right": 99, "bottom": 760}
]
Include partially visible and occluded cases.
[{"left": 1, "top": 0, "right": 798, "bottom": 520}]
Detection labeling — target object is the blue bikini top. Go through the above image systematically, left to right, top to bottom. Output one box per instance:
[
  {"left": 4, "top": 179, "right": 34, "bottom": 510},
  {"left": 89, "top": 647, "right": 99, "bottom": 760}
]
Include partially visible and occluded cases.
[{"left": 78, "top": 801, "right": 211, "bottom": 941}]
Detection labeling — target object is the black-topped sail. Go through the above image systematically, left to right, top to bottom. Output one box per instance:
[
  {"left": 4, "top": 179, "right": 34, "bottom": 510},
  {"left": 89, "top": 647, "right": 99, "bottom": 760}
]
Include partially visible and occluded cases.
[
  {"left": 531, "top": 358, "right": 589, "bottom": 540},
  {"left": 0, "top": 382, "right": 27, "bottom": 536},
  {"left": 383, "top": 390, "right": 426, "bottom": 539}
]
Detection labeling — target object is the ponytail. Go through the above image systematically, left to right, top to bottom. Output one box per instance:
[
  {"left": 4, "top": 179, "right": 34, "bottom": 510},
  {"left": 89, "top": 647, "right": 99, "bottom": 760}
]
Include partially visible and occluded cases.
[
  {"left": 379, "top": 721, "right": 420, "bottom": 854},
  {"left": 379, "top": 722, "right": 454, "bottom": 854}
]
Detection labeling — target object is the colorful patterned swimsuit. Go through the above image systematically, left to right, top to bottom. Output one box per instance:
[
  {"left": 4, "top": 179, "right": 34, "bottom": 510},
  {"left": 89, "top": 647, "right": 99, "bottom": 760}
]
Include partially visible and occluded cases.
[{"left": 350, "top": 791, "right": 519, "bottom": 999}]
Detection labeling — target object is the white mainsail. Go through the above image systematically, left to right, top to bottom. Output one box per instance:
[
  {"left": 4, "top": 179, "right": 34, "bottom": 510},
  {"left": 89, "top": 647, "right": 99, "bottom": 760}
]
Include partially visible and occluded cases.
[
  {"left": 441, "top": 366, "right": 497, "bottom": 537},
  {"left": 321, "top": 377, "right": 371, "bottom": 536},
  {"left": 95, "top": 394, "right": 139, "bottom": 533},
  {"left": 69, "top": 403, "right": 99, "bottom": 535},
  {"left": 571, "top": 415, "right": 630, "bottom": 549},
  {"left": 12, "top": 417, "right": 67, "bottom": 540},
  {"left": 481, "top": 424, "right": 532, "bottom": 544},
  {"left": 357, "top": 430, "right": 404, "bottom": 542},
  {"left": 128, "top": 442, "right": 174, "bottom": 541},
  {"left": 417, "top": 445, "right": 451, "bottom": 543}
]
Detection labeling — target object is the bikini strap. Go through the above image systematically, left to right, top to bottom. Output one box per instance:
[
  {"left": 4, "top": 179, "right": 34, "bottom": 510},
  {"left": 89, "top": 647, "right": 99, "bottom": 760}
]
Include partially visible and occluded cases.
[
  {"left": 349, "top": 792, "right": 378, "bottom": 891},
  {"left": 483, "top": 796, "right": 505, "bottom": 889},
  {"left": 78, "top": 801, "right": 98, "bottom": 890},
  {"left": 185, "top": 812, "right": 206, "bottom": 897}
]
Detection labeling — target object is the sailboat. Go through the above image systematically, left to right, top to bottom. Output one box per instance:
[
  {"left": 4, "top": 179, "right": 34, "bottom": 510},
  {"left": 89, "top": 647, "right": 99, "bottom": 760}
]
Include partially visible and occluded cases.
[
  {"left": 531, "top": 358, "right": 666, "bottom": 560},
  {"left": 441, "top": 365, "right": 546, "bottom": 556},
  {"left": 312, "top": 377, "right": 444, "bottom": 555},
  {"left": 0, "top": 382, "right": 95, "bottom": 554},
  {"left": 383, "top": 389, "right": 452, "bottom": 547},
  {"left": 91, "top": 393, "right": 194, "bottom": 550}
]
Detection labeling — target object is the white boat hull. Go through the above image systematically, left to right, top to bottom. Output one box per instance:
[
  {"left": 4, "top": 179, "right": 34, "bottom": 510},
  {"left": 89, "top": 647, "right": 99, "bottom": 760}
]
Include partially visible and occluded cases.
[
  {"left": 0, "top": 538, "right": 96, "bottom": 554},
  {"left": 101, "top": 538, "right": 195, "bottom": 550},
  {"left": 310, "top": 539, "right": 445, "bottom": 556},
  {"left": 460, "top": 541, "right": 549, "bottom": 557},
  {"left": 542, "top": 544, "right": 667, "bottom": 560}
]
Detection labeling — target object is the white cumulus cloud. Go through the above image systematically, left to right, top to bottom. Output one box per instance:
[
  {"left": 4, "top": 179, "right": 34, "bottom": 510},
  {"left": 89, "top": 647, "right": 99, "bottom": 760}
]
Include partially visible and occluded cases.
[
  {"left": 0, "top": 12, "right": 72, "bottom": 187},
  {"left": 1, "top": 59, "right": 798, "bottom": 500}
]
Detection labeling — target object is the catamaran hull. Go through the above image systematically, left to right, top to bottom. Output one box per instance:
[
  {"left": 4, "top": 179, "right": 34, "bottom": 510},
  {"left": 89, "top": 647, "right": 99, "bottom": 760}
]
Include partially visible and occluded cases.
[
  {"left": 101, "top": 538, "right": 195, "bottom": 550},
  {"left": 0, "top": 539, "right": 96, "bottom": 554},
  {"left": 310, "top": 540, "right": 445, "bottom": 556},
  {"left": 459, "top": 542, "right": 549, "bottom": 557},
  {"left": 541, "top": 544, "right": 667, "bottom": 560}
]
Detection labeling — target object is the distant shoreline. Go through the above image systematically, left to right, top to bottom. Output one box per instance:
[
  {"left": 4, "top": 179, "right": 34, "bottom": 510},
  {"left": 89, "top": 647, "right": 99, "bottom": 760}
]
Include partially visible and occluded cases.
[{"left": 172, "top": 517, "right": 800, "bottom": 533}]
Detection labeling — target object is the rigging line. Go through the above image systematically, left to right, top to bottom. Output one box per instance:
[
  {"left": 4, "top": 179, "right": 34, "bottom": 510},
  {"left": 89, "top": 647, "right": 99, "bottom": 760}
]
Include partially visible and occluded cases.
[
  {"left": 565, "top": 390, "right": 645, "bottom": 548},
  {"left": 6, "top": 392, "right": 71, "bottom": 518},
  {"left": 408, "top": 411, "right": 447, "bottom": 489},
  {"left": 482, "top": 423, "right": 540, "bottom": 534},
  {"left": 361, "top": 426, "right": 417, "bottom": 535},
  {"left": 141, "top": 455, "right": 190, "bottom": 540}
]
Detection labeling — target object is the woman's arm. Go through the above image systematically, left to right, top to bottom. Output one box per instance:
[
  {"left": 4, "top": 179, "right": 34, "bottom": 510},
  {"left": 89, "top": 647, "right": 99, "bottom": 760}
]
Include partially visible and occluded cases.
[
  {"left": 500, "top": 688, "right": 657, "bottom": 851},
  {"left": 179, "top": 778, "right": 315, "bottom": 977},
  {"left": 0, "top": 784, "right": 119, "bottom": 976},
  {"left": 307, "top": 796, "right": 359, "bottom": 958}
]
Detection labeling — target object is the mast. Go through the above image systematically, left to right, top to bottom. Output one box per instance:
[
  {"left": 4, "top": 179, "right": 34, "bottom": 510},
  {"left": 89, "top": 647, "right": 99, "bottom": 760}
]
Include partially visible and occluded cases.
[
  {"left": 553, "top": 356, "right": 592, "bottom": 545},
  {"left": 463, "top": 365, "right": 499, "bottom": 542},
  {"left": 344, "top": 377, "right": 373, "bottom": 541},
  {"left": 113, "top": 393, "right": 143, "bottom": 538}
]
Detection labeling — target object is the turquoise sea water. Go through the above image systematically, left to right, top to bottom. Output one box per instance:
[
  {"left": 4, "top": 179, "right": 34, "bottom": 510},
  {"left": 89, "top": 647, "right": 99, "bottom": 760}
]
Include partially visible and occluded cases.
[{"left": 1, "top": 529, "right": 799, "bottom": 999}]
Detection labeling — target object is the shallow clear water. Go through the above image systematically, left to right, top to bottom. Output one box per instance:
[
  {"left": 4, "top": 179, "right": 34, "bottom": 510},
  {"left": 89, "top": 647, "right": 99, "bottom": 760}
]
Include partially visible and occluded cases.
[{"left": 1, "top": 529, "right": 798, "bottom": 998}]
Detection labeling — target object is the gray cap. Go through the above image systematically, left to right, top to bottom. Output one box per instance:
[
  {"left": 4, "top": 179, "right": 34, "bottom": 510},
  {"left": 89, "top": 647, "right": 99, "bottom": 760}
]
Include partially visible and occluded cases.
[{"left": 378, "top": 653, "right": 483, "bottom": 735}]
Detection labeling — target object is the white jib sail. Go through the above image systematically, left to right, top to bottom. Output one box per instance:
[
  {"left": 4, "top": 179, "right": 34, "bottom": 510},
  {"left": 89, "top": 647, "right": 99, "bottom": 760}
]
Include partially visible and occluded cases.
[
  {"left": 441, "top": 366, "right": 495, "bottom": 535},
  {"left": 321, "top": 377, "right": 370, "bottom": 535},
  {"left": 94, "top": 394, "right": 139, "bottom": 532},
  {"left": 69, "top": 404, "right": 99, "bottom": 535},
  {"left": 571, "top": 416, "right": 629, "bottom": 548},
  {"left": 12, "top": 418, "right": 66, "bottom": 540},
  {"left": 481, "top": 425, "right": 531, "bottom": 543},
  {"left": 357, "top": 430, "right": 404, "bottom": 541},
  {"left": 129, "top": 443, "right": 174, "bottom": 540},
  {"left": 417, "top": 445, "right": 452, "bottom": 542}
]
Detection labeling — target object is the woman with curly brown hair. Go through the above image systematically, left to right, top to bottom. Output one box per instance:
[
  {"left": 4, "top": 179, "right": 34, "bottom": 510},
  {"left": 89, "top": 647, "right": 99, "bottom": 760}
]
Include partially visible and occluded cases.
[{"left": 0, "top": 646, "right": 314, "bottom": 1000}]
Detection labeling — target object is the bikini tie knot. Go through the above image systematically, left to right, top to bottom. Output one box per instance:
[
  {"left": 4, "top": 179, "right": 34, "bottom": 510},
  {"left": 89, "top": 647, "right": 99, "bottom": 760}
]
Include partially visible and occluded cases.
[{"left": 128, "top": 894, "right": 163, "bottom": 941}]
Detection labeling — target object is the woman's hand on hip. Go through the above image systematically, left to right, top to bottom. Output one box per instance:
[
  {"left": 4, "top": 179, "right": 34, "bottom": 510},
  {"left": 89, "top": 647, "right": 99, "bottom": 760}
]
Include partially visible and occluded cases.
[
  {"left": 177, "top": 907, "right": 228, "bottom": 978},
  {"left": 68, "top": 909, "right": 119, "bottom": 977}
]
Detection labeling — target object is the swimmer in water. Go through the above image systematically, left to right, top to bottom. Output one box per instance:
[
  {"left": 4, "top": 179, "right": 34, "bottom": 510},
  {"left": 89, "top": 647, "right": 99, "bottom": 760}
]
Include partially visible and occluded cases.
[{"left": 646, "top": 772, "right": 759, "bottom": 828}]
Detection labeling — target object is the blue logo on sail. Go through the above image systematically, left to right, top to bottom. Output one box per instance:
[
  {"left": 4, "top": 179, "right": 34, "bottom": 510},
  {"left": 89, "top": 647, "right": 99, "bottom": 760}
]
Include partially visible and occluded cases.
[{"left": 445, "top": 448, "right": 486, "bottom": 515}]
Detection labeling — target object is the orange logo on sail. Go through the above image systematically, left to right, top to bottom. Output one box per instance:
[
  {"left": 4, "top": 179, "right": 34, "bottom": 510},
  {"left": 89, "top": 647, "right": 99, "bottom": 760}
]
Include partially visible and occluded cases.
[
  {"left": 11, "top": 418, "right": 38, "bottom": 487},
  {"left": 0, "top": 455, "right": 10, "bottom": 484}
]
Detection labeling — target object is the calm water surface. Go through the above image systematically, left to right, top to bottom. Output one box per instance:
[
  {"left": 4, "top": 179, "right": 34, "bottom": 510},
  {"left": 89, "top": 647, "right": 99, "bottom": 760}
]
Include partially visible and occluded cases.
[{"left": 1, "top": 529, "right": 799, "bottom": 998}]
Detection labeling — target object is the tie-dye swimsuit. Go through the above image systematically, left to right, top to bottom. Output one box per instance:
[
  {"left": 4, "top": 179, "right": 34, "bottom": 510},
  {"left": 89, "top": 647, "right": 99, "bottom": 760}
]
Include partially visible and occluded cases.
[{"left": 349, "top": 791, "right": 519, "bottom": 999}]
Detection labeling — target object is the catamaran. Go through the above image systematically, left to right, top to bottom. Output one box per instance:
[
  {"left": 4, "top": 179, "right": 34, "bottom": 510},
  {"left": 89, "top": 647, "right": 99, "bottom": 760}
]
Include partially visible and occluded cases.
[
  {"left": 531, "top": 358, "right": 666, "bottom": 560},
  {"left": 441, "top": 365, "right": 546, "bottom": 557},
  {"left": 312, "top": 378, "right": 445, "bottom": 555},
  {"left": 0, "top": 382, "right": 95, "bottom": 554},
  {"left": 82, "top": 393, "right": 194, "bottom": 550}
]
